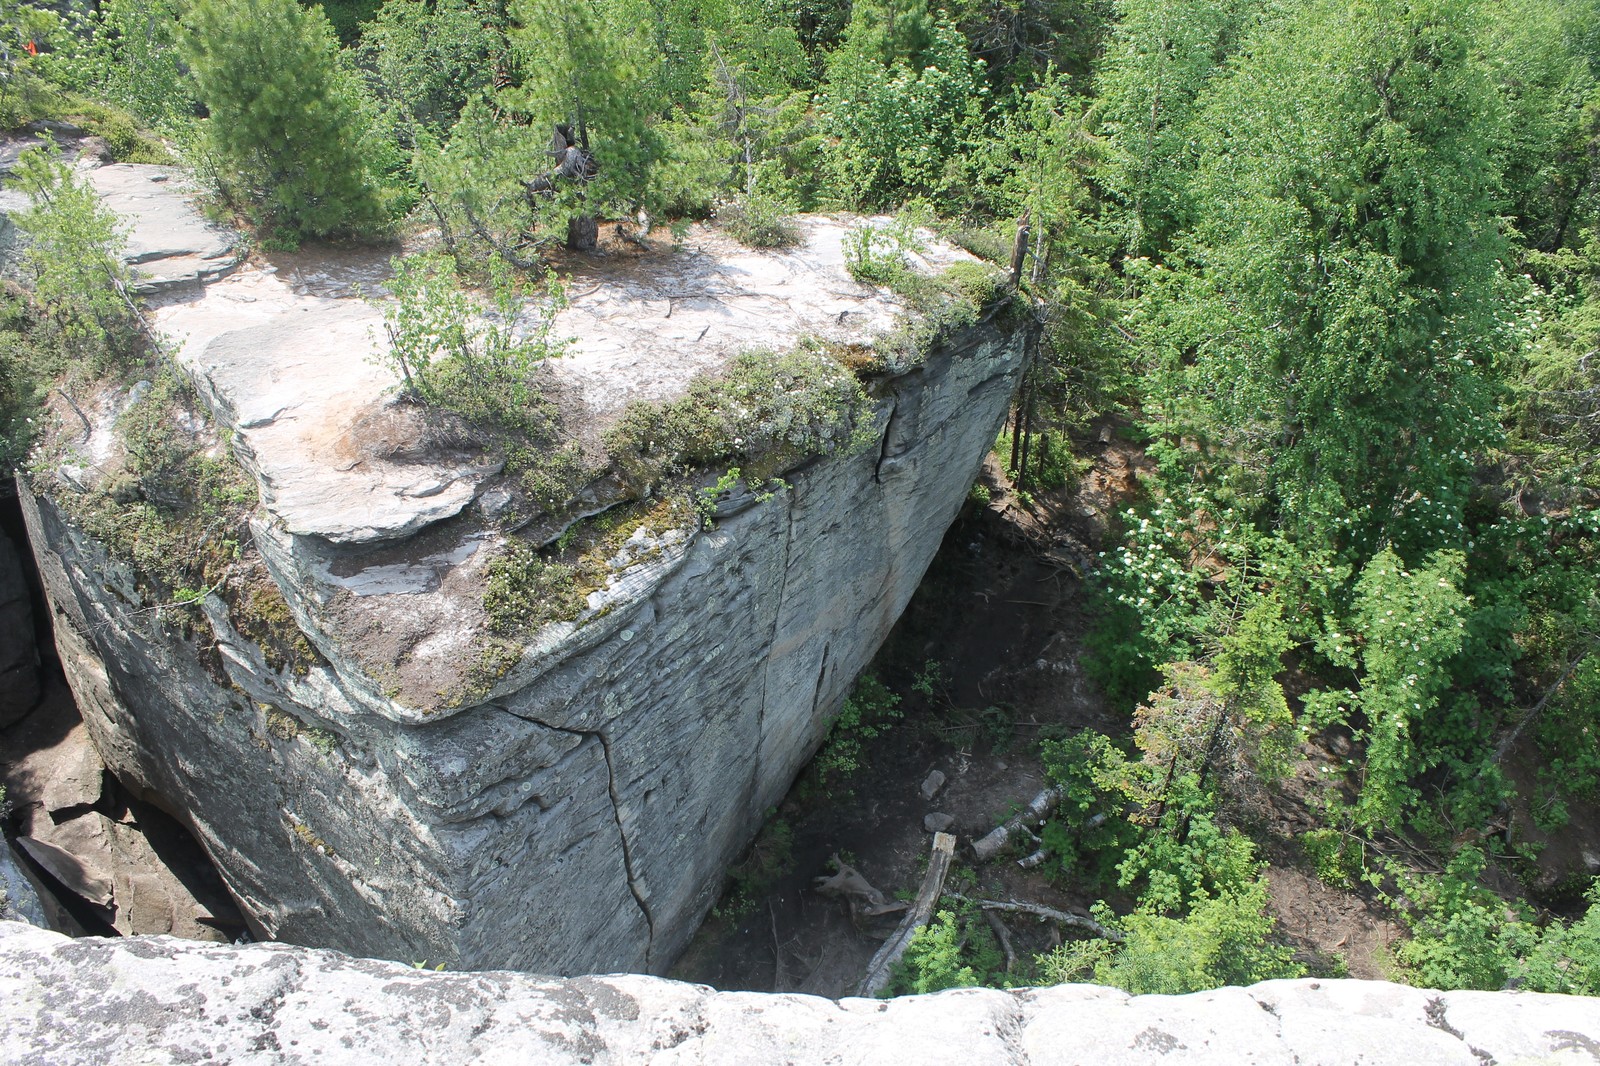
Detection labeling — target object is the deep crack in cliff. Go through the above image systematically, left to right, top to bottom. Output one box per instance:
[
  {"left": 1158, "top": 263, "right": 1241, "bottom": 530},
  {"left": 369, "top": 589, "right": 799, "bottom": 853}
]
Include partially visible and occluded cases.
[{"left": 491, "top": 704, "right": 659, "bottom": 965}]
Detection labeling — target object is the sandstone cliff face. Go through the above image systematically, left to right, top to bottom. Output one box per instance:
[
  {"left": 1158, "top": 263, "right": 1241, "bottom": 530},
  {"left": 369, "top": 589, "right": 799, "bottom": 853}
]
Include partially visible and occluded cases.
[
  {"left": 20, "top": 180, "right": 1029, "bottom": 974},
  {"left": 6, "top": 921, "right": 1599, "bottom": 1066}
]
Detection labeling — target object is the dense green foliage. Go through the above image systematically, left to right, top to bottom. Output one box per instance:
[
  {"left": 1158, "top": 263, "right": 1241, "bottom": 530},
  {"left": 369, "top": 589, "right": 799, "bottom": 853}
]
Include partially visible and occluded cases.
[
  {"left": 8, "top": 0, "right": 1600, "bottom": 1000},
  {"left": 376, "top": 251, "right": 569, "bottom": 437}
]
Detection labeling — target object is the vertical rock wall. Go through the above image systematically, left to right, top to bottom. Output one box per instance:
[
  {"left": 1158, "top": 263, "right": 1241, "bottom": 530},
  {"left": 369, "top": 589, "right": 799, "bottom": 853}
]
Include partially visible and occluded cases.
[{"left": 22, "top": 316, "right": 1028, "bottom": 975}]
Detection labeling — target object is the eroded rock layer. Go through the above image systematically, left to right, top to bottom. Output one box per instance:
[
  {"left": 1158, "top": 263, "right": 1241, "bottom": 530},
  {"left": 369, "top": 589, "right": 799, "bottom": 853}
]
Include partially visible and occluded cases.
[{"left": 5, "top": 921, "right": 1598, "bottom": 1066}]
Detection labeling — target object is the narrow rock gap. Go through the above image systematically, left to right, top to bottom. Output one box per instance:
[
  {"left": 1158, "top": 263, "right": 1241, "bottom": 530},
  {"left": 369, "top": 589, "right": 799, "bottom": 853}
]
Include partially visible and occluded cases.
[
  {"left": 873, "top": 394, "right": 900, "bottom": 484},
  {"left": 1, "top": 480, "right": 249, "bottom": 942}
]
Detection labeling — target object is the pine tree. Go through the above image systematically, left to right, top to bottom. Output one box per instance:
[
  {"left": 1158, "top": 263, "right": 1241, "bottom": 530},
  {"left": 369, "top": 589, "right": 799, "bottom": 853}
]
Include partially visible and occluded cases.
[{"left": 182, "top": 0, "right": 387, "bottom": 240}]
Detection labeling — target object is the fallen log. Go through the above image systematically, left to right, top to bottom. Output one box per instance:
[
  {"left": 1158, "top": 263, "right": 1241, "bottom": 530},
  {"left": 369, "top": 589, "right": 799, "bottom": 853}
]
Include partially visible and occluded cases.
[
  {"left": 971, "top": 788, "right": 1060, "bottom": 862},
  {"left": 855, "top": 832, "right": 957, "bottom": 998},
  {"left": 1017, "top": 847, "right": 1052, "bottom": 869},
  {"left": 941, "top": 892, "right": 1125, "bottom": 943},
  {"left": 984, "top": 909, "right": 1017, "bottom": 974}
]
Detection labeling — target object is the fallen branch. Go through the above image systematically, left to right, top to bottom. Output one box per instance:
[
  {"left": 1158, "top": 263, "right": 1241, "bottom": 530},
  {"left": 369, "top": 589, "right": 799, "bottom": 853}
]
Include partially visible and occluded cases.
[
  {"left": 54, "top": 388, "right": 93, "bottom": 443},
  {"left": 1493, "top": 638, "right": 1598, "bottom": 765},
  {"left": 971, "top": 788, "right": 1060, "bottom": 862},
  {"left": 856, "top": 832, "right": 957, "bottom": 998},
  {"left": 942, "top": 892, "right": 1125, "bottom": 944},
  {"left": 984, "top": 909, "right": 1016, "bottom": 974}
]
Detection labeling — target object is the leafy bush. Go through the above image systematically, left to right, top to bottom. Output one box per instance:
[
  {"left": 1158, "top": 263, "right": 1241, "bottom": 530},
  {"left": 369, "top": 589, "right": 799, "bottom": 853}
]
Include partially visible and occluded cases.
[
  {"left": 47, "top": 0, "right": 194, "bottom": 128},
  {"left": 357, "top": 0, "right": 498, "bottom": 146},
  {"left": 0, "top": 1, "right": 64, "bottom": 129},
  {"left": 821, "top": 16, "right": 987, "bottom": 207},
  {"left": 11, "top": 146, "right": 139, "bottom": 371},
  {"left": 722, "top": 191, "right": 801, "bottom": 248},
  {"left": 842, "top": 215, "right": 923, "bottom": 284},
  {"left": 376, "top": 251, "right": 570, "bottom": 438},
  {"left": 482, "top": 540, "right": 582, "bottom": 636},
  {"left": 812, "top": 674, "right": 902, "bottom": 794},
  {"left": 1039, "top": 729, "right": 1139, "bottom": 887},
  {"left": 1301, "top": 828, "right": 1366, "bottom": 889},
  {"left": 1089, "top": 879, "right": 1303, "bottom": 995},
  {"left": 888, "top": 907, "right": 1004, "bottom": 995}
]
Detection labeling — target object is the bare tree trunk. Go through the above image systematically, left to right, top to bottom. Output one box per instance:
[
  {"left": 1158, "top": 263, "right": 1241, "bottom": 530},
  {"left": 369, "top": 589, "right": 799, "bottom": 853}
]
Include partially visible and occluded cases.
[
  {"left": 566, "top": 214, "right": 599, "bottom": 252},
  {"left": 1009, "top": 214, "right": 1030, "bottom": 288},
  {"left": 1017, "top": 387, "right": 1037, "bottom": 490},
  {"left": 1009, "top": 397, "right": 1025, "bottom": 474},
  {"left": 971, "top": 788, "right": 1060, "bottom": 862},
  {"left": 856, "top": 832, "right": 956, "bottom": 997},
  {"left": 942, "top": 894, "right": 1125, "bottom": 943}
]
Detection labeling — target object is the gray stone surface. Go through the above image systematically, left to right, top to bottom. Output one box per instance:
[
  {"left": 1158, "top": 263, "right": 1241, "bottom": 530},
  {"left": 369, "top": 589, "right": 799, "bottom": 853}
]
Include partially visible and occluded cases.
[
  {"left": 0, "top": 146, "right": 239, "bottom": 291},
  {"left": 85, "top": 164, "right": 239, "bottom": 293},
  {"left": 22, "top": 309, "right": 1026, "bottom": 974},
  {"left": 1, "top": 695, "right": 234, "bottom": 941},
  {"left": 0, "top": 848, "right": 49, "bottom": 928},
  {"left": 3, "top": 922, "right": 1599, "bottom": 1066}
]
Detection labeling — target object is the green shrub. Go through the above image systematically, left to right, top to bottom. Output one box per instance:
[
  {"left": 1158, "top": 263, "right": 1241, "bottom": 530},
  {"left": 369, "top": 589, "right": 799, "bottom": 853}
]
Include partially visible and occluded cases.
[
  {"left": 182, "top": 0, "right": 391, "bottom": 239},
  {"left": 47, "top": 1, "right": 195, "bottom": 129},
  {"left": 11, "top": 146, "right": 140, "bottom": 372},
  {"left": 723, "top": 191, "right": 801, "bottom": 248},
  {"left": 843, "top": 216, "right": 923, "bottom": 284},
  {"left": 376, "top": 252, "right": 569, "bottom": 437},
  {"left": 604, "top": 348, "right": 874, "bottom": 491},
  {"left": 59, "top": 368, "right": 256, "bottom": 602},
  {"left": 482, "top": 540, "right": 582, "bottom": 636},
  {"left": 812, "top": 674, "right": 902, "bottom": 794},
  {"left": 1302, "top": 828, "right": 1366, "bottom": 889},
  {"left": 1090, "top": 879, "right": 1303, "bottom": 994},
  {"left": 888, "top": 907, "right": 1004, "bottom": 995}
]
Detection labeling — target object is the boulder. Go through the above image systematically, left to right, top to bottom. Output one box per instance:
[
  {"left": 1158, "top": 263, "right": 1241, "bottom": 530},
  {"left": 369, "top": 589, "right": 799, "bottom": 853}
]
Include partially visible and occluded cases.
[
  {"left": 85, "top": 164, "right": 239, "bottom": 293},
  {"left": 0, "top": 845, "right": 50, "bottom": 928}
]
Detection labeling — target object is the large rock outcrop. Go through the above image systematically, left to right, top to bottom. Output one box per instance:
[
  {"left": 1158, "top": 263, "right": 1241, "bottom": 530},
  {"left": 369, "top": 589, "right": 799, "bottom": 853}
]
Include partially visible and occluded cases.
[
  {"left": 21, "top": 173, "right": 1029, "bottom": 976},
  {"left": 5, "top": 921, "right": 1599, "bottom": 1065}
]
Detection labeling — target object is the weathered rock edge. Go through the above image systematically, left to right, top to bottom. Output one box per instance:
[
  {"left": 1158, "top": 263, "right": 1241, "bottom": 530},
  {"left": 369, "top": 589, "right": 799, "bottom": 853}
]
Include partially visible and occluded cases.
[
  {"left": 21, "top": 316, "right": 1029, "bottom": 977},
  {"left": 4, "top": 922, "right": 1597, "bottom": 1066}
]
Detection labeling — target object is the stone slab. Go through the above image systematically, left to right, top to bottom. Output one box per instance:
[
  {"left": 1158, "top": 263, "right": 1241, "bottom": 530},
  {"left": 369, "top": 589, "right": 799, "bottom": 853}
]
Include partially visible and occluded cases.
[{"left": 4, "top": 925, "right": 1600, "bottom": 1066}]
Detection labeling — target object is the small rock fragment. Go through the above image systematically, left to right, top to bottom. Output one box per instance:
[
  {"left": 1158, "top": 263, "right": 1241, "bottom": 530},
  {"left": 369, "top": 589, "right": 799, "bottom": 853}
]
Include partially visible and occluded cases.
[
  {"left": 920, "top": 770, "right": 946, "bottom": 801},
  {"left": 924, "top": 813, "right": 955, "bottom": 834}
]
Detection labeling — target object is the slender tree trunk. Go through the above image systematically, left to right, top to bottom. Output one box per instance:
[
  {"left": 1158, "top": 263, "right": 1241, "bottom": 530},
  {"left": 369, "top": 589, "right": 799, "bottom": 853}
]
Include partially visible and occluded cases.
[
  {"left": 1017, "top": 388, "right": 1036, "bottom": 489},
  {"left": 1009, "top": 398, "right": 1025, "bottom": 474}
]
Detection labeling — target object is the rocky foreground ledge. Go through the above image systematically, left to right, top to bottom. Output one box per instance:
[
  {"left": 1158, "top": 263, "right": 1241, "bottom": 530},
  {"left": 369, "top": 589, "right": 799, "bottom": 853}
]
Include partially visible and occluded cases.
[{"left": 3, "top": 923, "right": 1597, "bottom": 1065}]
